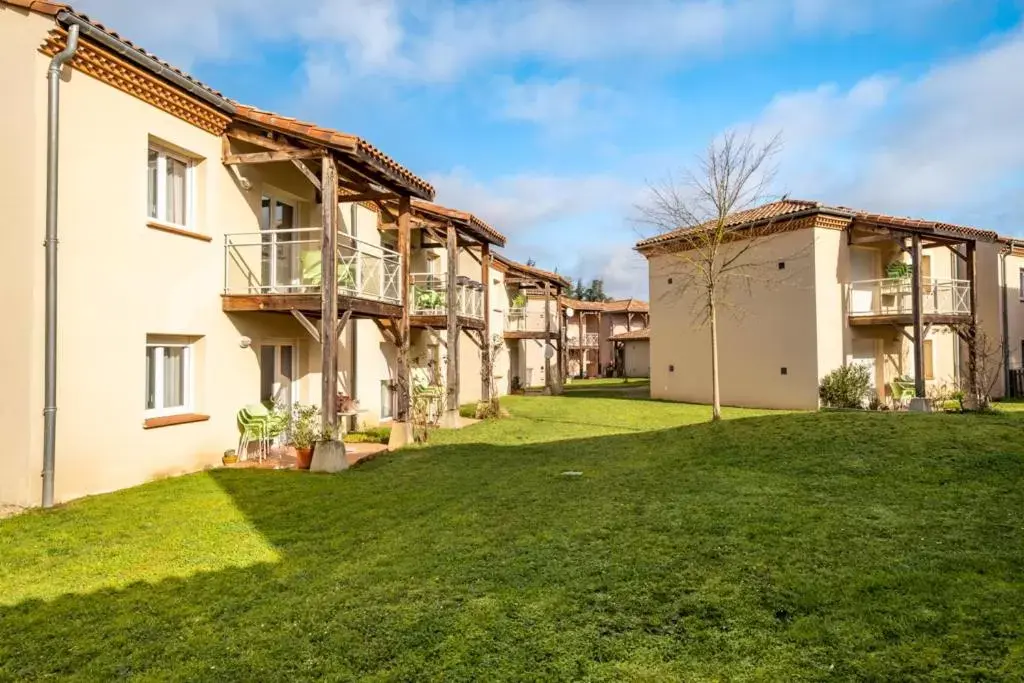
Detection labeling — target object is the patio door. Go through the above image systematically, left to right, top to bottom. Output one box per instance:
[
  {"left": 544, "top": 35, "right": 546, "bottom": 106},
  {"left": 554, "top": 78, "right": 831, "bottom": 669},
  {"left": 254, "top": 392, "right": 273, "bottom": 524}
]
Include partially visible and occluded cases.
[
  {"left": 261, "top": 195, "right": 299, "bottom": 291},
  {"left": 849, "top": 247, "right": 878, "bottom": 314},
  {"left": 849, "top": 339, "right": 878, "bottom": 393},
  {"left": 260, "top": 343, "right": 297, "bottom": 408}
]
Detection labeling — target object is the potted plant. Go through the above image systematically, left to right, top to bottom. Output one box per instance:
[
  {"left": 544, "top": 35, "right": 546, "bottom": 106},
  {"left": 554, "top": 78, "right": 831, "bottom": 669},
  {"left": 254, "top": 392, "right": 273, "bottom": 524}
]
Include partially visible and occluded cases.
[
  {"left": 511, "top": 292, "right": 527, "bottom": 309},
  {"left": 288, "top": 404, "right": 322, "bottom": 470},
  {"left": 222, "top": 448, "right": 238, "bottom": 465}
]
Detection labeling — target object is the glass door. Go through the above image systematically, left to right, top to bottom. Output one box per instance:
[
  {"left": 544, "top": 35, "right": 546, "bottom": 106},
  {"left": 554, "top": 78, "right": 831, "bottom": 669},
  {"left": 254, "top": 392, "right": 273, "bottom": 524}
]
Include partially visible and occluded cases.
[
  {"left": 261, "top": 195, "right": 298, "bottom": 292},
  {"left": 260, "top": 343, "right": 296, "bottom": 409}
]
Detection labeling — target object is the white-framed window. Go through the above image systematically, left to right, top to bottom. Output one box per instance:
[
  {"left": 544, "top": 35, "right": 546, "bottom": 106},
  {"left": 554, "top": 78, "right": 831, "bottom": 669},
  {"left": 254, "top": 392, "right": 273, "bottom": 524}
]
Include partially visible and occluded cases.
[
  {"left": 147, "top": 143, "right": 195, "bottom": 228},
  {"left": 145, "top": 335, "right": 195, "bottom": 416},
  {"left": 380, "top": 380, "right": 395, "bottom": 420}
]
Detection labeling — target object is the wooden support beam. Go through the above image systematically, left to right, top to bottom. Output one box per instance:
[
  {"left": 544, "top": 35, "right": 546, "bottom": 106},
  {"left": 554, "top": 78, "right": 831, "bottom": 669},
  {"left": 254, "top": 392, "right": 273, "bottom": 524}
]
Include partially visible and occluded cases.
[
  {"left": 225, "top": 128, "right": 299, "bottom": 151},
  {"left": 224, "top": 149, "right": 320, "bottom": 165},
  {"left": 320, "top": 154, "right": 340, "bottom": 436},
  {"left": 291, "top": 159, "right": 321, "bottom": 192},
  {"left": 338, "top": 191, "right": 399, "bottom": 203},
  {"left": 396, "top": 195, "right": 412, "bottom": 423},
  {"left": 374, "top": 200, "right": 397, "bottom": 222},
  {"left": 445, "top": 222, "right": 460, "bottom": 421},
  {"left": 424, "top": 225, "right": 446, "bottom": 246},
  {"left": 911, "top": 233, "right": 925, "bottom": 398},
  {"left": 966, "top": 240, "right": 978, "bottom": 397},
  {"left": 481, "top": 242, "right": 492, "bottom": 401},
  {"left": 465, "top": 247, "right": 482, "bottom": 266},
  {"left": 544, "top": 281, "right": 553, "bottom": 391},
  {"left": 556, "top": 288, "right": 565, "bottom": 384},
  {"left": 291, "top": 309, "right": 321, "bottom": 344},
  {"left": 337, "top": 309, "right": 353, "bottom": 338},
  {"left": 374, "top": 318, "right": 398, "bottom": 346},
  {"left": 891, "top": 324, "right": 914, "bottom": 343},
  {"left": 463, "top": 329, "right": 483, "bottom": 349}
]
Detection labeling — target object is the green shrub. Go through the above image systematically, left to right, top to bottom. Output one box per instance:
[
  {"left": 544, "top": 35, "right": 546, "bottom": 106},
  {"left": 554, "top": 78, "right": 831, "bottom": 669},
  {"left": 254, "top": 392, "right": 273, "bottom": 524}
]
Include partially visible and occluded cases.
[
  {"left": 819, "top": 365, "right": 872, "bottom": 409},
  {"left": 459, "top": 403, "right": 477, "bottom": 418},
  {"left": 343, "top": 427, "right": 391, "bottom": 444}
]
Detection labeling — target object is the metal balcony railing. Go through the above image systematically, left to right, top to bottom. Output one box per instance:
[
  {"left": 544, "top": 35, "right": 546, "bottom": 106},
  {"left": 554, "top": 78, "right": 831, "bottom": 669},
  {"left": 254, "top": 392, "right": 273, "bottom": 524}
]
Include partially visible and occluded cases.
[
  {"left": 224, "top": 229, "right": 402, "bottom": 305},
  {"left": 409, "top": 272, "right": 484, "bottom": 319},
  {"left": 846, "top": 277, "right": 971, "bottom": 317},
  {"left": 505, "top": 306, "right": 559, "bottom": 332},
  {"left": 568, "top": 332, "right": 600, "bottom": 347}
]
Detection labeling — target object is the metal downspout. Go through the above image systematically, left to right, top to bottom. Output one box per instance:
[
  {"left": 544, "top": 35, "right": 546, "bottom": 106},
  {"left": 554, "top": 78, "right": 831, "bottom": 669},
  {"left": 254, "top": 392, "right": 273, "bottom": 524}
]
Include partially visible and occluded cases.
[{"left": 42, "top": 24, "right": 80, "bottom": 509}]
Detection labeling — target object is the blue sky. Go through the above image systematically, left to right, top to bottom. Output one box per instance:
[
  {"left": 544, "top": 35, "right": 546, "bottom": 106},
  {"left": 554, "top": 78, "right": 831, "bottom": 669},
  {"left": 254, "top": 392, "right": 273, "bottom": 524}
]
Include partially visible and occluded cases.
[{"left": 81, "top": 0, "right": 1024, "bottom": 298}]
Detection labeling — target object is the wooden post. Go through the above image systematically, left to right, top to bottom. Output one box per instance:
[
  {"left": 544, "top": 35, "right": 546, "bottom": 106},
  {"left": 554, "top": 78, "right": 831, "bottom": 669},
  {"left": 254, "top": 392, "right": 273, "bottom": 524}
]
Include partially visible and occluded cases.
[
  {"left": 320, "top": 153, "right": 339, "bottom": 436},
  {"left": 396, "top": 195, "right": 412, "bottom": 423},
  {"left": 444, "top": 222, "right": 459, "bottom": 425},
  {"left": 911, "top": 233, "right": 925, "bottom": 398},
  {"left": 966, "top": 240, "right": 978, "bottom": 398},
  {"left": 481, "top": 242, "right": 492, "bottom": 402},
  {"left": 544, "top": 282, "right": 553, "bottom": 391},
  {"left": 556, "top": 289, "right": 565, "bottom": 385},
  {"left": 578, "top": 311, "right": 584, "bottom": 378}
]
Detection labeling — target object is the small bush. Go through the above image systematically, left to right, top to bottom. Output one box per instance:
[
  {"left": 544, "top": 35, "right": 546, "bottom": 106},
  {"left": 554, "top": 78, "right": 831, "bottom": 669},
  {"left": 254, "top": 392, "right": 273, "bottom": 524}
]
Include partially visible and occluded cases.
[
  {"left": 819, "top": 365, "right": 872, "bottom": 409},
  {"left": 459, "top": 403, "right": 477, "bottom": 418},
  {"left": 343, "top": 427, "right": 391, "bottom": 444}
]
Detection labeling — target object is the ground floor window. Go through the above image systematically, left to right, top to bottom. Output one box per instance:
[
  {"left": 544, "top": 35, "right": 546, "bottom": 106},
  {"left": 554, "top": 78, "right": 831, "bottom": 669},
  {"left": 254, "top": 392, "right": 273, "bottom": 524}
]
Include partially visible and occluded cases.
[
  {"left": 146, "top": 335, "right": 195, "bottom": 416},
  {"left": 381, "top": 380, "right": 395, "bottom": 419}
]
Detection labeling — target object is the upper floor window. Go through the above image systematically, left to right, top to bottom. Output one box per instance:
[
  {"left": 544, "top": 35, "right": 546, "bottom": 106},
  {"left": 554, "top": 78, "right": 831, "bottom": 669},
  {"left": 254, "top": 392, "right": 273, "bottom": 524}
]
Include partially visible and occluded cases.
[
  {"left": 147, "top": 144, "right": 194, "bottom": 228},
  {"left": 1019, "top": 268, "right": 1024, "bottom": 302}
]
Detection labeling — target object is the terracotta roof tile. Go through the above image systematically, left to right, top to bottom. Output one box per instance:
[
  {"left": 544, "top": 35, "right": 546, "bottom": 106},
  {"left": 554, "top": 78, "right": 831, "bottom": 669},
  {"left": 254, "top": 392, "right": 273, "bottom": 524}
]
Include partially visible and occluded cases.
[
  {"left": 233, "top": 105, "right": 434, "bottom": 200},
  {"left": 636, "top": 198, "right": 999, "bottom": 250},
  {"left": 410, "top": 200, "right": 507, "bottom": 247},
  {"left": 494, "top": 254, "right": 571, "bottom": 287},
  {"left": 560, "top": 297, "right": 650, "bottom": 313},
  {"left": 608, "top": 328, "right": 650, "bottom": 341}
]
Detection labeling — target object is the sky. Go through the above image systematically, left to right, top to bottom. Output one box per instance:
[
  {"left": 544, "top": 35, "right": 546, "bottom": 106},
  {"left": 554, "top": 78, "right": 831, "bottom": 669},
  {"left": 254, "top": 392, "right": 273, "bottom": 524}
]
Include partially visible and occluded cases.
[{"left": 78, "top": 0, "right": 1024, "bottom": 299}]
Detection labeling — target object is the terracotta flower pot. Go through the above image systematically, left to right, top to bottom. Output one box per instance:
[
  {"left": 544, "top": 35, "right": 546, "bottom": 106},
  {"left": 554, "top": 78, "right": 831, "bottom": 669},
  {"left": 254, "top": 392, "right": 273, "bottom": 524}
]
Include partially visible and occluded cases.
[{"left": 295, "top": 446, "right": 314, "bottom": 470}]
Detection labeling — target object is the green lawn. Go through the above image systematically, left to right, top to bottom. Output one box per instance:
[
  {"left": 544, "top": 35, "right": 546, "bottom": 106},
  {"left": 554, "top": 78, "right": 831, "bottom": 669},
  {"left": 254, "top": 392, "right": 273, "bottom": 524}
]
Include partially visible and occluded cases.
[{"left": 2, "top": 394, "right": 1024, "bottom": 681}]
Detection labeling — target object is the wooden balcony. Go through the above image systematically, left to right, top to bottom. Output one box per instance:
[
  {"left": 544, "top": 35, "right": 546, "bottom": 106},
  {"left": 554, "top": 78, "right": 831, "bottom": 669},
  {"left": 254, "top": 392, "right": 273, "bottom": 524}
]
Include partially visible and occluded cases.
[
  {"left": 221, "top": 228, "right": 403, "bottom": 318},
  {"left": 408, "top": 272, "right": 485, "bottom": 330},
  {"left": 846, "top": 277, "right": 972, "bottom": 326},
  {"left": 503, "top": 307, "right": 558, "bottom": 340}
]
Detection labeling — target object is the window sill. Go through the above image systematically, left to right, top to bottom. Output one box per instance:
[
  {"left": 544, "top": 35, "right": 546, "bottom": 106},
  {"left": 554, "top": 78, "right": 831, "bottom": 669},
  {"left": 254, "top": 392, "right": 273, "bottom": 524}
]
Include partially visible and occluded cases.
[
  {"left": 146, "top": 220, "right": 211, "bottom": 242},
  {"left": 143, "top": 413, "right": 210, "bottom": 430}
]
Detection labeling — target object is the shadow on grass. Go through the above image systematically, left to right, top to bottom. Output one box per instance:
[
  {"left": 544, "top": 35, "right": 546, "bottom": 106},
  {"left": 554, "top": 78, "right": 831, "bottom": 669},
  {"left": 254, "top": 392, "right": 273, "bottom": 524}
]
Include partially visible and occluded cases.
[{"left": 3, "top": 411, "right": 1024, "bottom": 680}]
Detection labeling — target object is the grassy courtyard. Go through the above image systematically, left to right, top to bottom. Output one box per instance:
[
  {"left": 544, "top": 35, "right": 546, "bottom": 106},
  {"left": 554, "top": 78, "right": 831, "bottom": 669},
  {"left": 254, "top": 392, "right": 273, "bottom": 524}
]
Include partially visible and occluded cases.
[{"left": 2, "top": 391, "right": 1023, "bottom": 680}]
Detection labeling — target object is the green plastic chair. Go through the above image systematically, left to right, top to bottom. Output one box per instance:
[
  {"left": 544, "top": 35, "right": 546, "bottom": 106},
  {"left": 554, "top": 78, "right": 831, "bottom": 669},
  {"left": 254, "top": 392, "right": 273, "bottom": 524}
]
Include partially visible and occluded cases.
[
  {"left": 300, "top": 250, "right": 357, "bottom": 291},
  {"left": 237, "top": 403, "right": 270, "bottom": 462}
]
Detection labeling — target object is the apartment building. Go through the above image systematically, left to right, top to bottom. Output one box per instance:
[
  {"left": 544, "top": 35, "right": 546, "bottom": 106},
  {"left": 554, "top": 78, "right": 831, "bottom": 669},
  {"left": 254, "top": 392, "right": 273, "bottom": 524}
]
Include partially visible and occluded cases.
[
  {"left": 0, "top": 1, "right": 563, "bottom": 507},
  {"left": 637, "top": 199, "right": 1010, "bottom": 410},
  {"left": 494, "top": 256, "right": 570, "bottom": 391},
  {"left": 562, "top": 298, "right": 650, "bottom": 378}
]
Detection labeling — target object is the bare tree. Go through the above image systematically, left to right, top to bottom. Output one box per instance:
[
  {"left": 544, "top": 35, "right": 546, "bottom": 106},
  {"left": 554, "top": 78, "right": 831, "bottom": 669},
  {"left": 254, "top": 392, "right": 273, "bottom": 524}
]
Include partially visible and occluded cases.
[{"left": 637, "top": 131, "right": 788, "bottom": 421}]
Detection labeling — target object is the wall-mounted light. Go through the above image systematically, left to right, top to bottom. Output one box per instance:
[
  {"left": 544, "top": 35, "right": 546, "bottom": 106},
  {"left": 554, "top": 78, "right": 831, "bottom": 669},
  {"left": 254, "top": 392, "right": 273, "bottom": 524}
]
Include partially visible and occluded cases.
[{"left": 239, "top": 336, "right": 252, "bottom": 349}]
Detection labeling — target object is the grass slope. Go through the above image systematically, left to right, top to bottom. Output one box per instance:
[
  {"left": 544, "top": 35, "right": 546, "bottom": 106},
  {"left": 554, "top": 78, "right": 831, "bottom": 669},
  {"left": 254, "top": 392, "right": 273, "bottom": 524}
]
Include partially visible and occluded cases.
[{"left": 2, "top": 394, "right": 1023, "bottom": 681}]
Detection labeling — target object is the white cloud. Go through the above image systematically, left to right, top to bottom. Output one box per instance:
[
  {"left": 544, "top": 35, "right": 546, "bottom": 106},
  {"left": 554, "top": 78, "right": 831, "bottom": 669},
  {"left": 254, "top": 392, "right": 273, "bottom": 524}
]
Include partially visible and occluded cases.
[
  {"left": 76, "top": 0, "right": 952, "bottom": 88},
  {"left": 738, "top": 23, "right": 1024, "bottom": 232}
]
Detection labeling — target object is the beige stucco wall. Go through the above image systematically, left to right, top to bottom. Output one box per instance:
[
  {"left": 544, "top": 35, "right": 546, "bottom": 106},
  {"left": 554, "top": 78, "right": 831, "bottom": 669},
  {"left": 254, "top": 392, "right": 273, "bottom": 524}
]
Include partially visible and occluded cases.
[
  {"left": 0, "top": 8, "right": 48, "bottom": 506},
  {"left": 649, "top": 228, "right": 821, "bottom": 410},
  {"left": 1004, "top": 251, "right": 1024, "bottom": 375},
  {"left": 622, "top": 340, "right": 650, "bottom": 377}
]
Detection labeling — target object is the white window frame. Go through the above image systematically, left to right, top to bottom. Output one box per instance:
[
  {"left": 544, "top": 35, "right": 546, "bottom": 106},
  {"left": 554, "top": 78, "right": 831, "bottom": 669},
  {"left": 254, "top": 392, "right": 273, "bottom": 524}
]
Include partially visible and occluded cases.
[
  {"left": 148, "top": 143, "right": 196, "bottom": 230},
  {"left": 146, "top": 336, "right": 195, "bottom": 417},
  {"left": 380, "top": 380, "right": 395, "bottom": 421}
]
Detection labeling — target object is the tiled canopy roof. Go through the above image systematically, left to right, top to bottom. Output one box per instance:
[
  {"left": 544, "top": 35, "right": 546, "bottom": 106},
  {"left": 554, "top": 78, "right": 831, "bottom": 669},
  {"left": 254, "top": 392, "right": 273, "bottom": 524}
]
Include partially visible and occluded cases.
[
  {"left": 6, "top": 0, "right": 228, "bottom": 102},
  {"left": 9, "top": 0, "right": 434, "bottom": 200},
  {"left": 234, "top": 106, "right": 434, "bottom": 200},
  {"left": 636, "top": 199, "right": 999, "bottom": 250},
  {"left": 410, "top": 200, "right": 507, "bottom": 247},
  {"left": 494, "top": 254, "right": 571, "bottom": 288},
  {"left": 560, "top": 297, "right": 650, "bottom": 313},
  {"left": 608, "top": 328, "right": 650, "bottom": 342}
]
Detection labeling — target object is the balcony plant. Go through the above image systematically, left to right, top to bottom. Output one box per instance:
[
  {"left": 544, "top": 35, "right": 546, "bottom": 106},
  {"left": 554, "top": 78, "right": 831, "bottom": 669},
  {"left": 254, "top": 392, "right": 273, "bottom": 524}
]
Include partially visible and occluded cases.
[
  {"left": 886, "top": 261, "right": 913, "bottom": 280},
  {"left": 414, "top": 286, "right": 445, "bottom": 311},
  {"left": 511, "top": 292, "right": 527, "bottom": 309},
  {"left": 288, "top": 404, "right": 323, "bottom": 470}
]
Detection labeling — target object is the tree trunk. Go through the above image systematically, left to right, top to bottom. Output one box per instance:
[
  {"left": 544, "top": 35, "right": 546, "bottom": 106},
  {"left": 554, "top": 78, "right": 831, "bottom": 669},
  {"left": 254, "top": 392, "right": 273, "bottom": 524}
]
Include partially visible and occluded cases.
[{"left": 709, "top": 294, "right": 721, "bottom": 421}]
